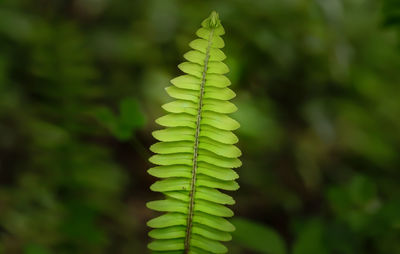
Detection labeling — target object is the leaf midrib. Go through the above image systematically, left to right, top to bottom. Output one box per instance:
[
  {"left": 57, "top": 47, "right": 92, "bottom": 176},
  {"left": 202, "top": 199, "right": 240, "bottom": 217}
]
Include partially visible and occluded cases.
[{"left": 184, "top": 27, "right": 215, "bottom": 253}]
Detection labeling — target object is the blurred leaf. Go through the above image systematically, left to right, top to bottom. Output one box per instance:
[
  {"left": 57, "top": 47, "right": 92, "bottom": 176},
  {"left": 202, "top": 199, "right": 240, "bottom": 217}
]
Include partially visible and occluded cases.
[
  {"left": 383, "top": 0, "right": 400, "bottom": 26},
  {"left": 0, "top": 9, "right": 34, "bottom": 41},
  {"left": 233, "top": 93, "right": 282, "bottom": 150},
  {"left": 119, "top": 97, "right": 146, "bottom": 135},
  {"left": 95, "top": 98, "right": 146, "bottom": 141},
  {"left": 95, "top": 107, "right": 118, "bottom": 132},
  {"left": 327, "top": 174, "right": 381, "bottom": 231},
  {"left": 348, "top": 175, "right": 377, "bottom": 206},
  {"left": 380, "top": 200, "right": 400, "bottom": 228},
  {"left": 61, "top": 202, "right": 107, "bottom": 245},
  {"left": 232, "top": 217, "right": 286, "bottom": 254},
  {"left": 292, "top": 219, "right": 328, "bottom": 254},
  {"left": 23, "top": 243, "right": 50, "bottom": 254}
]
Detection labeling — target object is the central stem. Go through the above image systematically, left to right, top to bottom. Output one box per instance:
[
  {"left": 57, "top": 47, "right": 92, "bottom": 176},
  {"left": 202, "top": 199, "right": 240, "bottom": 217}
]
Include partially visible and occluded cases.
[{"left": 184, "top": 28, "right": 215, "bottom": 253}]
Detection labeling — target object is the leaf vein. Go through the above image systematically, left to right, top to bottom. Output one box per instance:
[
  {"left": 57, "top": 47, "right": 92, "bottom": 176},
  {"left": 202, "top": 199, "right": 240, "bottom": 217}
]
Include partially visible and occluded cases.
[{"left": 184, "top": 27, "right": 215, "bottom": 253}]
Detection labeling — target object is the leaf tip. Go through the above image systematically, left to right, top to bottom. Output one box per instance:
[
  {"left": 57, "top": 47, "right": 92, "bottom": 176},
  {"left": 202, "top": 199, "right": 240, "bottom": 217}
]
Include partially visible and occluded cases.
[{"left": 203, "top": 10, "right": 221, "bottom": 29}]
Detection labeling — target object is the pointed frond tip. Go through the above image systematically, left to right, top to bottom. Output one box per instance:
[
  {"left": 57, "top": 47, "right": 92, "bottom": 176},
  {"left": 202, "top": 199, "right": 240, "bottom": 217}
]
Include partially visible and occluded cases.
[
  {"left": 147, "top": 11, "right": 240, "bottom": 254},
  {"left": 202, "top": 11, "right": 222, "bottom": 29}
]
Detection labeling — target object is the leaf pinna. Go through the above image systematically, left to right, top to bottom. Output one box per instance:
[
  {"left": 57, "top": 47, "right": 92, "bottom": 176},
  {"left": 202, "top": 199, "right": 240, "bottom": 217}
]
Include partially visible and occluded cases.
[{"left": 147, "top": 11, "right": 241, "bottom": 254}]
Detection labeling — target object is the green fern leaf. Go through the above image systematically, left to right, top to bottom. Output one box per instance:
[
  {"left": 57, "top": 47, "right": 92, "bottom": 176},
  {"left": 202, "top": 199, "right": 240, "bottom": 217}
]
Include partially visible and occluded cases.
[{"left": 147, "top": 11, "right": 241, "bottom": 254}]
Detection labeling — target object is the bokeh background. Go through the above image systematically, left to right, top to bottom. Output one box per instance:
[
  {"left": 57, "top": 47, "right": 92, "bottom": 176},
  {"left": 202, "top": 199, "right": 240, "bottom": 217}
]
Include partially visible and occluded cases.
[{"left": 1, "top": 0, "right": 400, "bottom": 253}]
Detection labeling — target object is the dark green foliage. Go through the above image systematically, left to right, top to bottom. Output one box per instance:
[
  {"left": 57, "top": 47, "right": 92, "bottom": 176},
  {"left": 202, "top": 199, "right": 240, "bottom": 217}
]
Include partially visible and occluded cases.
[
  {"left": 1, "top": 0, "right": 400, "bottom": 253},
  {"left": 383, "top": 0, "right": 400, "bottom": 26},
  {"left": 96, "top": 97, "right": 146, "bottom": 141},
  {"left": 231, "top": 218, "right": 286, "bottom": 254}
]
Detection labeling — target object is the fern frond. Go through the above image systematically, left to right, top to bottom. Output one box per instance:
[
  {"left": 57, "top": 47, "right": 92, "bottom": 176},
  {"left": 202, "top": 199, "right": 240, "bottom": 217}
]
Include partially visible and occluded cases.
[{"left": 147, "top": 11, "right": 241, "bottom": 254}]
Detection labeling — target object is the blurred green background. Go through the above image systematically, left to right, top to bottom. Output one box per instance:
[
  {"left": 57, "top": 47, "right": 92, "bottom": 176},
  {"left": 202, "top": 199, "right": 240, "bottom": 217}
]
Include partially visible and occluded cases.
[{"left": 1, "top": 0, "right": 400, "bottom": 253}]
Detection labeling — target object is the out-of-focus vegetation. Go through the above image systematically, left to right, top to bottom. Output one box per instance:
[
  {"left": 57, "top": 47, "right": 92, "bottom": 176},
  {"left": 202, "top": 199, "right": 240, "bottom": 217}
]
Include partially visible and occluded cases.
[{"left": 0, "top": 0, "right": 399, "bottom": 253}]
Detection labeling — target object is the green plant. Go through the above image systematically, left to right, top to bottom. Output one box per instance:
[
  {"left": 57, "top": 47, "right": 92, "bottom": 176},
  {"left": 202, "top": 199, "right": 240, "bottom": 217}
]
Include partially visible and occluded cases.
[
  {"left": 146, "top": 11, "right": 241, "bottom": 254},
  {"left": 231, "top": 218, "right": 286, "bottom": 254}
]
